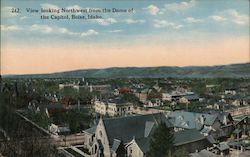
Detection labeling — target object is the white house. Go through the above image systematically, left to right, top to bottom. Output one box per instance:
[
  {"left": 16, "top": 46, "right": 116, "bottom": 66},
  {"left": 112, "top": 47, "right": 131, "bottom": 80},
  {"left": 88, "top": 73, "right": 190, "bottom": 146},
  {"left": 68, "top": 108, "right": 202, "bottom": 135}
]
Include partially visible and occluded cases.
[{"left": 94, "top": 98, "right": 133, "bottom": 117}]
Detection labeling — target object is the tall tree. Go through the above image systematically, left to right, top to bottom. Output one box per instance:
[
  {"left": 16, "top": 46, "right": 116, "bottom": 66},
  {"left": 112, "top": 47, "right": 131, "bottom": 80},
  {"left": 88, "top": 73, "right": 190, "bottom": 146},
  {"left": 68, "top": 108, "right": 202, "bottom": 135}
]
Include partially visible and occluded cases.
[
  {"left": 148, "top": 122, "right": 174, "bottom": 157},
  {"left": 173, "top": 147, "right": 190, "bottom": 157}
]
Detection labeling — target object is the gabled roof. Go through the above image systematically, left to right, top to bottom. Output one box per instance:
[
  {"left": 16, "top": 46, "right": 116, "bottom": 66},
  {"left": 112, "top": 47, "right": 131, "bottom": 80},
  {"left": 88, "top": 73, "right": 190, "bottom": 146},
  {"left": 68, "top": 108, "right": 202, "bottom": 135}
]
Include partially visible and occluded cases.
[
  {"left": 169, "top": 111, "right": 218, "bottom": 130},
  {"left": 216, "top": 112, "right": 233, "bottom": 124},
  {"left": 102, "top": 113, "right": 172, "bottom": 146},
  {"left": 144, "top": 121, "right": 155, "bottom": 137},
  {"left": 84, "top": 126, "right": 96, "bottom": 134},
  {"left": 134, "top": 127, "right": 210, "bottom": 153},
  {"left": 135, "top": 137, "right": 150, "bottom": 153},
  {"left": 111, "top": 139, "right": 121, "bottom": 152}
]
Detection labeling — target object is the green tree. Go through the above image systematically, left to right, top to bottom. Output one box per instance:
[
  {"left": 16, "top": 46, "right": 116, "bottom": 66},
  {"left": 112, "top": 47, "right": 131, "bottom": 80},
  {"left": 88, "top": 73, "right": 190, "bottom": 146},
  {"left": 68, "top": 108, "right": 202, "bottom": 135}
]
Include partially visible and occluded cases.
[
  {"left": 123, "top": 93, "right": 139, "bottom": 104},
  {"left": 147, "top": 122, "right": 174, "bottom": 157},
  {"left": 173, "top": 147, "right": 190, "bottom": 157}
]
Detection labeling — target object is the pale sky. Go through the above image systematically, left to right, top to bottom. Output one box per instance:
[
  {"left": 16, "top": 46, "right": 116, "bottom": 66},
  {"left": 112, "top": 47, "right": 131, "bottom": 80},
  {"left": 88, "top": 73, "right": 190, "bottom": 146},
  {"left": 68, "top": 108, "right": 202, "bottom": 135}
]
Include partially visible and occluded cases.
[{"left": 1, "top": 0, "right": 249, "bottom": 74}]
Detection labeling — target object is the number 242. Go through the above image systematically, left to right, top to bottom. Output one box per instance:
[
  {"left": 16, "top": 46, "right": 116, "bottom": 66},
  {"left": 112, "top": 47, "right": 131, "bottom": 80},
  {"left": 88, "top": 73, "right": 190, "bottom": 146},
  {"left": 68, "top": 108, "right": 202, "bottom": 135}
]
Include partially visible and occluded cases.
[{"left": 11, "top": 8, "right": 20, "bottom": 13}]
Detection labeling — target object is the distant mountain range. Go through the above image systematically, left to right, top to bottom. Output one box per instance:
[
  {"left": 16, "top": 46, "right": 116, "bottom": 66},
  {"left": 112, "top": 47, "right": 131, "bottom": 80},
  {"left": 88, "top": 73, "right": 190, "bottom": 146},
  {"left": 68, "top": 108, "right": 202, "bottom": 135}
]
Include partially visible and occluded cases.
[{"left": 3, "top": 62, "right": 250, "bottom": 78}]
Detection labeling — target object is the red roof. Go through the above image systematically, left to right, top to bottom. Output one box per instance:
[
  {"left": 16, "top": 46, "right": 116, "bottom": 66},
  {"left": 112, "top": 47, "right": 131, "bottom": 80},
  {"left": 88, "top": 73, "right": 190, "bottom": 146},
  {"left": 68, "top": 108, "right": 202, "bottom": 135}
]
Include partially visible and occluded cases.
[{"left": 119, "top": 87, "right": 130, "bottom": 94}]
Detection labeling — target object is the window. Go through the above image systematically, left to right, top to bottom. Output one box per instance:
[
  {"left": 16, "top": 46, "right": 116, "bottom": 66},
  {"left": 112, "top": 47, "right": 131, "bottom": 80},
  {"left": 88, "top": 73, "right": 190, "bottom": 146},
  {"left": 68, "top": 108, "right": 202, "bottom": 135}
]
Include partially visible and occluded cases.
[{"left": 99, "top": 130, "right": 103, "bottom": 137}]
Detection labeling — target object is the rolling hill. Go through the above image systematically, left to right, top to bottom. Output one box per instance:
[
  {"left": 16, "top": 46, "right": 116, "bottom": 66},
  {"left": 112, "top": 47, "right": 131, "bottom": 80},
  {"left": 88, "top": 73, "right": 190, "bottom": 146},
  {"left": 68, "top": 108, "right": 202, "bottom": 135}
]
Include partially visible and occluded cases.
[{"left": 3, "top": 62, "right": 250, "bottom": 78}]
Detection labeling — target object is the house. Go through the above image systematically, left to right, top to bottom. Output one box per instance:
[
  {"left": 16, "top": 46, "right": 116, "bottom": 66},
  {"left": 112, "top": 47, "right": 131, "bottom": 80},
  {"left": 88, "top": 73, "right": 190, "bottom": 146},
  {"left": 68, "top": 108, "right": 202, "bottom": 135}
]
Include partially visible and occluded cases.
[
  {"left": 152, "top": 83, "right": 162, "bottom": 92},
  {"left": 238, "top": 83, "right": 249, "bottom": 92},
  {"left": 90, "top": 85, "right": 112, "bottom": 93},
  {"left": 171, "top": 85, "right": 189, "bottom": 93},
  {"left": 113, "top": 87, "right": 130, "bottom": 96},
  {"left": 118, "top": 87, "right": 130, "bottom": 94},
  {"left": 224, "top": 88, "right": 236, "bottom": 95},
  {"left": 134, "top": 89, "right": 149, "bottom": 103},
  {"left": 167, "top": 91, "right": 195, "bottom": 102},
  {"left": 162, "top": 92, "right": 172, "bottom": 101},
  {"left": 44, "top": 93, "right": 59, "bottom": 103},
  {"left": 179, "top": 94, "right": 199, "bottom": 104},
  {"left": 242, "top": 96, "right": 250, "bottom": 106},
  {"left": 94, "top": 98, "right": 134, "bottom": 117},
  {"left": 144, "top": 98, "right": 163, "bottom": 107},
  {"left": 94, "top": 101, "right": 107, "bottom": 115},
  {"left": 45, "top": 102, "right": 66, "bottom": 115},
  {"left": 212, "top": 102, "right": 229, "bottom": 110},
  {"left": 227, "top": 106, "right": 250, "bottom": 116},
  {"left": 169, "top": 111, "right": 234, "bottom": 139},
  {"left": 169, "top": 111, "right": 219, "bottom": 131},
  {"left": 204, "top": 112, "right": 234, "bottom": 139},
  {"left": 83, "top": 113, "right": 172, "bottom": 157},
  {"left": 234, "top": 116, "right": 250, "bottom": 136},
  {"left": 49, "top": 123, "right": 70, "bottom": 135},
  {"left": 232, "top": 128, "right": 242, "bottom": 138},
  {"left": 228, "top": 140, "right": 248, "bottom": 151},
  {"left": 214, "top": 142, "right": 230, "bottom": 156}
]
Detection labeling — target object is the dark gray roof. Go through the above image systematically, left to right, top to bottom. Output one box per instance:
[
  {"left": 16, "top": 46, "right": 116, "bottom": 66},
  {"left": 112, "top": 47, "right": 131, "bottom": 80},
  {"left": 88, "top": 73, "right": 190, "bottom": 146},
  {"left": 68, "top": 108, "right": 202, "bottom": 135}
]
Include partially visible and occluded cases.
[
  {"left": 183, "top": 94, "right": 199, "bottom": 101},
  {"left": 105, "top": 97, "right": 132, "bottom": 106},
  {"left": 107, "top": 97, "right": 126, "bottom": 104},
  {"left": 169, "top": 111, "right": 218, "bottom": 130},
  {"left": 215, "top": 112, "right": 233, "bottom": 124},
  {"left": 102, "top": 113, "right": 172, "bottom": 146},
  {"left": 144, "top": 121, "right": 155, "bottom": 137},
  {"left": 58, "top": 126, "right": 70, "bottom": 133},
  {"left": 84, "top": 126, "right": 97, "bottom": 134},
  {"left": 136, "top": 127, "right": 208, "bottom": 153},
  {"left": 174, "top": 129, "right": 206, "bottom": 146},
  {"left": 206, "top": 135, "right": 217, "bottom": 144},
  {"left": 135, "top": 137, "right": 150, "bottom": 153},
  {"left": 111, "top": 139, "right": 121, "bottom": 152},
  {"left": 228, "top": 141, "right": 242, "bottom": 148},
  {"left": 216, "top": 143, "right": 230, "bottom": 151}
]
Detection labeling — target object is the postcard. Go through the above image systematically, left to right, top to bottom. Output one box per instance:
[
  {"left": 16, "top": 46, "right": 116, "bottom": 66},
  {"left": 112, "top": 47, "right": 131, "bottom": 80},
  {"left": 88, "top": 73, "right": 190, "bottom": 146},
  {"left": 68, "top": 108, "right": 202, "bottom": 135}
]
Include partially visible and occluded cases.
[{"left": 0, "top": 0, "right": 249, "bottom": 157}]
